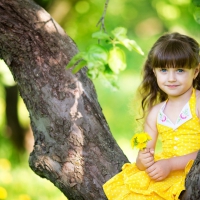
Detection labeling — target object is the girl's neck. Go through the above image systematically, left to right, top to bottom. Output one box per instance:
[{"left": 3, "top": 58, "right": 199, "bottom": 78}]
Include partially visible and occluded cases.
[
  {"left": 163, "top": 87, "right": 193, "bottom": 124},
  {"left": 167, "top": 87, "right": 193, "bottom": 105}
]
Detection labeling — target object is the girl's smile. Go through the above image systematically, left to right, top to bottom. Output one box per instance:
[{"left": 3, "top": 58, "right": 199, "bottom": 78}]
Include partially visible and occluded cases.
[
  {"left": 154, "top": 67, "right": 199, "bottom": 97},
  {"left": 166, "top": 84, "right": 179, "bottom": 87}
]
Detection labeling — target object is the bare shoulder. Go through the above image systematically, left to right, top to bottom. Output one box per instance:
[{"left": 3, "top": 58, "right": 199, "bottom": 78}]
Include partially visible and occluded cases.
[
  {"left": 144, "top": 102, "right": 165, "bottom": 141},
  {"left": 145, "top": 102, "right": 165, "bottom": 129},
  {"left": 146, "top": 102, "right": 164, "bottom": 120}
]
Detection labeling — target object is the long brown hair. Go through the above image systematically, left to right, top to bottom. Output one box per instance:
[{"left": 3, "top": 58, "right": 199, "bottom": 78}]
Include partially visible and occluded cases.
[{"left": 138, "top": 32, "right": 200, "bottom": 119}]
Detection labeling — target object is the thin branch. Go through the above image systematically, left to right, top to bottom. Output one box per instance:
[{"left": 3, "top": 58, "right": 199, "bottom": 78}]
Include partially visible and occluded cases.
[
  {"left": 96, "top": 0, "right": 109, "bottom": 33},
  {"left": 34, "top": 18, "right": 58, "bottom": 33}
]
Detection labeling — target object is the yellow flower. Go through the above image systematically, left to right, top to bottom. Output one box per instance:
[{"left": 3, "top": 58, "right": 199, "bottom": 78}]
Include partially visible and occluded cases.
[
  {"left": 130, "top": 132, "right": 152, "bottom": 150},
  {"left": 137, "top": 134, "right": 148, "bottom": 143},
  {"left": 130, "top": 137, "right": 135, "bottom": 148},
  {"left": 136, "top": 143, "right": 147, "bottom": 150},
  {"left": 0, "top": 187, "right": 7, "bottom": 199}
]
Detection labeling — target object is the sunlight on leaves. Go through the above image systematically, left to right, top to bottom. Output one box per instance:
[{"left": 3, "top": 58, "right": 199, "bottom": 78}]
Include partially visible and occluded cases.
[
  {"left": 169, "top": 0, "right": 190, "bottom": 5},
  {"left": 192, "top": 0, "right": 200, "bottom": 7},
  {"left": 75, "top": 1, "right": 90, "bottom": 14},
  {"left": 156, "top": 2, "right": 180, "bottom": 20},
  {"left": 193, "top": 7, "right": 200, "bottom": 24},
  {"left": 66, "top": 27, "right": 143, "bottom": 89},
  {"left": 111, "top": 27, "right": 144, "bottom": 54},
  {"left": 108, "top": 47, "right": 126, "bottom": 74}
]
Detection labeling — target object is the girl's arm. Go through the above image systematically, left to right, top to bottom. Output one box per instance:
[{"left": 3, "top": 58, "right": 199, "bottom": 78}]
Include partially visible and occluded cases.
[
  {"left": 136, "top": 104, "right": 160, "bottom": 170},
  {"left": 144, "top": 104, "right": 160, "bottom": 149},
  {"left": 147, "top": 151, "right": 198, "bottom": 181},
  {"left": 169, "top": 151, "right": 198, "bottom": 171}
]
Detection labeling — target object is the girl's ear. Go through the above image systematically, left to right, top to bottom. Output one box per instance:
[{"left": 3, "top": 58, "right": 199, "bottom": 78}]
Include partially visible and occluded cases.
[
  {"left": 194, "top": 64, "right": 200, "bottom": 79},
  {"left": 153, "top": 69, "right": 156, "bottom": 76}
]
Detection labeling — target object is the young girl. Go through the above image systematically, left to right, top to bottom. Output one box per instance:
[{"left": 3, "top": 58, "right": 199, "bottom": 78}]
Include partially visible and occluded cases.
[{"left": 103, "top": 32, "right": 200, "bottom": 200}]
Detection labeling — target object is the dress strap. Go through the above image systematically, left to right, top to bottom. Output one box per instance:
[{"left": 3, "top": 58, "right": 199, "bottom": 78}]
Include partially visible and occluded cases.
[{"left": 189, "top": 88, "right": 196, "bottom": 116}]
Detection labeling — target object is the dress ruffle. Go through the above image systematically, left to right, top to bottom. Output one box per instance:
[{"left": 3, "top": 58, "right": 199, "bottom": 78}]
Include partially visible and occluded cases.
[{"left": 103, "top": 160, "right": 193, "bottom": 200}]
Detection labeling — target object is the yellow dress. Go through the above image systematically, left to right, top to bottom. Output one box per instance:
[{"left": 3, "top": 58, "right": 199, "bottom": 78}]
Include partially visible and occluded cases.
[{"left": 103, "top": 89, "right": 200, "bottom": 200}]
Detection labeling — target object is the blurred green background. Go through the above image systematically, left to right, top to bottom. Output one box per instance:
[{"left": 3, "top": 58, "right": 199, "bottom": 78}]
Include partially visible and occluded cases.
[{"left": 0, "top": 0, "right": 200, "bottom": 199}]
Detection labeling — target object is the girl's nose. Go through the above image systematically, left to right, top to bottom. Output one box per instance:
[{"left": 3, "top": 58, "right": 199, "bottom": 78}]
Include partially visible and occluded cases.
[{"left": 168, "top": 71, "right": 176, "bottom": 81}]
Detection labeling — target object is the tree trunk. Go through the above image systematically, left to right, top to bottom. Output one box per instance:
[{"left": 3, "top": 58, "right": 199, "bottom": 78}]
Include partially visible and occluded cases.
[
  {"left": 0, "top": 0, "right": 128, "bottom": 199},
  {"left": 0, "top": 0, "right": 199, "bottom": 199},
  {"left": 180, "top": 151, "right": 200, "bottom": 200}
]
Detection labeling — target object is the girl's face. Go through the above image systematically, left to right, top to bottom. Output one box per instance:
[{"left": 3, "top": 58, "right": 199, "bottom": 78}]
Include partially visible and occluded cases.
[{"left": 153, "top": 66, "right": 200, "bottom": 97}]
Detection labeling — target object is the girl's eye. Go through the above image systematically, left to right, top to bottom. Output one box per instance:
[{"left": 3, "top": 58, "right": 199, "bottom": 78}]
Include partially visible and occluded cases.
[
  {"left": 160, "top": 68, "right": 167, "bottom": 73},
  {"left": 177, "top": 69, "right": 184, "bottom": 73}
]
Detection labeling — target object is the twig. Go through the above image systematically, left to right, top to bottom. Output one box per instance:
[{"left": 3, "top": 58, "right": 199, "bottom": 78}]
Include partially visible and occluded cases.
[{"left": 96, "top": 0, "right": 109, "bottom": 33}]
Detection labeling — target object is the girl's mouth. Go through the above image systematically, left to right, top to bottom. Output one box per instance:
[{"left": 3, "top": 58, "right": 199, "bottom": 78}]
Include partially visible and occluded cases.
[{"left": 166, "top": 85, "right": 178, "bottom": 88}]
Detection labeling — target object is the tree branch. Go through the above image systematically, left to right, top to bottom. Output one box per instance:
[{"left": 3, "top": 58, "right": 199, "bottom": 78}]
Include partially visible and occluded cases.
[{"left": 96, "top": 0, "right": 109, "bottom": 32}]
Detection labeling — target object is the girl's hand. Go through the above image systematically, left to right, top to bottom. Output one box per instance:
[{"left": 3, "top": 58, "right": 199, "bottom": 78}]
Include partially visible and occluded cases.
[
  {"left": 136, "top": 148, "right": 155, "bottom": 170},
  {"left": 146, "top": 159, "right": 172, "bottom": 181}
]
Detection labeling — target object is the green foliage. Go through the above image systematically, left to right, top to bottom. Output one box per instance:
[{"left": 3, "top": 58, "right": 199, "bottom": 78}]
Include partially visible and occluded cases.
[
  {"left": 1, "top": 0, "right": 200, "bottom": 199},
  {"left": 191, "top": 0, "right": 200, "bottom": 24},
  {"left": 192, "top": 0, "right": 200, "bottom": 7},
  {"left": 192, "top": 4, "right": 200, "bottom": 24},
  {"left": 193, "top": 8, "right": 200, "bottom": 24},
  {"left": 66, "top": 27, "right": 143, "bottom": 88}
]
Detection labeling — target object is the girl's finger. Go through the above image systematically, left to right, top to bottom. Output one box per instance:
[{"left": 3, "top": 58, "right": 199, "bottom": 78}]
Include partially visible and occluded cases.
[
  {"left": 146, "top": 166, "right": 156, "bottom": 174},
  {"left": 151, "top": 174, "right": 162, "bottom": 180},
  {"left": 155, "top": 176, "right": 163, "bottom": 181}
]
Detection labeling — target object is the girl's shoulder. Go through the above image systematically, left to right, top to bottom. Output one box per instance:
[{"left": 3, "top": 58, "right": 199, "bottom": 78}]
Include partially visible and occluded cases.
[
  {"left": 146, "top": 101, "right": 165, "bottom": 120},
  {"left": 145, "top": 102, "right": 165, "bottom": 133},
  {"left": 149, "top": 102, "right": 165, "bottom": 114}
]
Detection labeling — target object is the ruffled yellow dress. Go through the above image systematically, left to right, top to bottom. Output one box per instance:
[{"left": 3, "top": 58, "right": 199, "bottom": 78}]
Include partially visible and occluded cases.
[{"left": 103, "top": 89, "right": 200, "bottom": 200}]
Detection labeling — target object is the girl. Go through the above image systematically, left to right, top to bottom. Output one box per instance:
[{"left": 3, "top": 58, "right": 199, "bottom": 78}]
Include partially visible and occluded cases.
[{"left": 103, "top": 32, "right": 200, "bottom": 200}]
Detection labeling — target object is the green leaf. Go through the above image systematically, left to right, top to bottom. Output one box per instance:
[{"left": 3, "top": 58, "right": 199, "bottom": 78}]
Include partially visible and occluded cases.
[
  {"left": 192, "top": 0, "right": 200, "bottom": 7},
  {"left": 193, "top": 7, "right": 200, "bottom": 24},
  {"left": 111, "top": 27, "right": 127, "bottom": 41},
  {"left": 111, "top": 27, "right": 144, "bottom": 55},
  {"left": 92, "top": 31, "right": 110, "bottom": 40},
  {"left": 120, "top": 38, "right": 144, "bottom": 55},
  {"left": 86, "top": 44, "right": 108, "bottom": 65},
  {"left": 108, "top": 47, "right": 126, "bottom": 74},
  {"left": 66, "top": 52, "right": 86, "bottom": 69},
  {"left": 72, "top": 60, "right": 87, "bottom": 73},
  {"left": 87, "top": 60, "right": 105, "bottom": 72},
  {"left": 104, "top": 64, "right": 113, "bottom": 75},
  {"left": 87, "top": 68, "right": 99, "bottom": 79},
  {"left": 101, "top": 72, "right": 119, "bottom": 90}
]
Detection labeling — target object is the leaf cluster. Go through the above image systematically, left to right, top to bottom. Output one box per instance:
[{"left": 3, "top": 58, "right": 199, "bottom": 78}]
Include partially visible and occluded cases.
[
  {"left": 192, "top": 0, "right": 200, "bottom": 24},
  {"left": 66, "top": 27, "right": 143, "bottom": 88}
]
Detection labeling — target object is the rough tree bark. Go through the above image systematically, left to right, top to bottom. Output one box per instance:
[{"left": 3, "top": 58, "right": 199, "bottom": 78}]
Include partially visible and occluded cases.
[
  {"left": 0, "top": 0, "right": 199, "bottom": 199},
  {"left": 0, "top": 0, "right": 128, "bottom": 199},
  {"left": 180, "top": 151, "right": 200, "bottom": 200}
]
